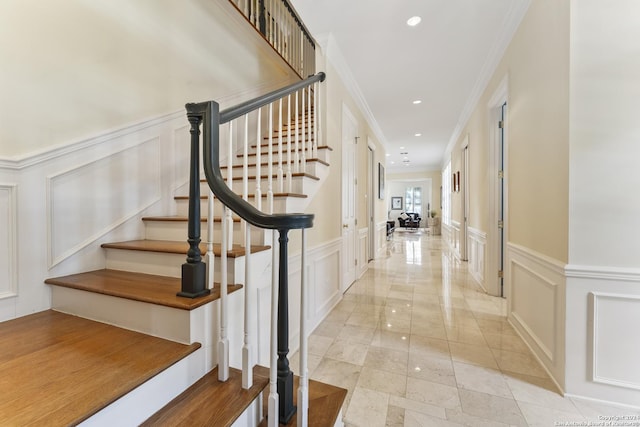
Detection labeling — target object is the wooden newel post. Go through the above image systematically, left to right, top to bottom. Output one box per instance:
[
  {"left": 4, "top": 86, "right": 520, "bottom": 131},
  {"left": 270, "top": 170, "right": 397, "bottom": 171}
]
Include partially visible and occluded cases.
[
  {"left": 179, "top": 113, "right": 210, "bottom": 298},
  {"left": 277, "top": 228, "right": 296, "bottom": 423}
]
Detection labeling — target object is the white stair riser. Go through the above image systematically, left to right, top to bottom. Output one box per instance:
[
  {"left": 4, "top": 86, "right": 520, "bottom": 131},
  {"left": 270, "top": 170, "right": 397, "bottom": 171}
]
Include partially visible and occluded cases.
[
  {"left": 241, "top": 146, "right": 330, "bottom": 164},
  {"left": 221, "top": 160, "right": 324, "bottom": 178},
  {"left": 200, "top": 175, "right": 311, "bottom": 196},
  {"left": 175, "top": 197, "right": 292, "bottom": 217},
  {"left": 144, "top": 219, "right": 267, "bottom": 246},
  {"left": 104, "top": 248, "right": 242, "bottom": 283}
]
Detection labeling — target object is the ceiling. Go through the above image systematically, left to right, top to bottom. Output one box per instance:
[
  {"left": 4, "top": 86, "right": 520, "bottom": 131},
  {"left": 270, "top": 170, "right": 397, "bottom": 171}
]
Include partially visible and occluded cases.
[{"left": 289, "top": 0, "right": 530, "bottom": 174}]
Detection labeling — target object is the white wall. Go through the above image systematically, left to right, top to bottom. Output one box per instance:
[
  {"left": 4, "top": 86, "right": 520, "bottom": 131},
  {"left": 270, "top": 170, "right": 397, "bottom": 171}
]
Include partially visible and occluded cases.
[{"left": 566, "top": 0, "right": 640, "bottom": 407}]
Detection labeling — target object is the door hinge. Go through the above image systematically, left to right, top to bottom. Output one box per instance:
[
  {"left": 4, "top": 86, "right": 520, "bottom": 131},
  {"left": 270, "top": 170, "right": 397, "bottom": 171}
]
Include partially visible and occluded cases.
[
  {"left": 498, "top": 121, "right": 504, "bottom": 129},
  {"left": 498, "top": 170, "right": 504, "bottom": 179},
  {"left": 355, "top": 178, "right": 357, "bottom": 186},
  {"left": 355, "top": 218, "right": 358, "bottom": 226},
  {"left": 498, "top": 220, "right": 504, "bottom": 229},
  {"left": 355, "top": 259, "right": 358, "bottom": 266},
  {"left": 498, "top": 270, "right": 504, "bottom": 279}
]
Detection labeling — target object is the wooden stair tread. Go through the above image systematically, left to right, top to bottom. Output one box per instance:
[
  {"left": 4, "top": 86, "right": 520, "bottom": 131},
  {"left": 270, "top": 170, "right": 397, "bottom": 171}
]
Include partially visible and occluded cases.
[
  {"left": 220, "top": 158, "right": 329, "bottom": 169},
  {"left": 174, "top": 192, "right": 308, "bottom": 201},
  {"left": 101, "top": 239, "right": 270, "bottom": 257},
  {"left": 45, "top": 269, "right": 241, "bottom": 310},
  {"left": 0, "top": 310, "right": 200, "bottom": 426},
  {"left": 142, "top": 366, "right": 269, "bottom": 426},
  {"left": 254, "top": 366, "right": 347, "bottom": 427}
]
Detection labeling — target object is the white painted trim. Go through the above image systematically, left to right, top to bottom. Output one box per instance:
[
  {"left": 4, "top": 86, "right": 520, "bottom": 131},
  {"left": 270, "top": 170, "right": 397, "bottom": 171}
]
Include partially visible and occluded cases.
[
  {"left": 443, "top": 0, "right": 530, "bottom": 165},
  {"left": 316, "top": 34, "right": 388, "bottom": 151},
  {"left": 0, "top": 111, "right": 183, "bottom": 171},
  {"left": 46, "top": 137, "right": 162, "bottom": 269},
  {"left": 0, "top": 184, "right": 18, "bottom": 299},
  {"left": 467, "top": 226, "right": 486, "bottom": 289},
  {"left": 358, "top": 227, "right": 369, "bottom": 278},
  {"left": 507, "top": 243, "right": 566, "bottom": 276},
  {"left": 566, "top": 264, "right": 640, "bottom": 282},
  {"left": 589, "top": 291, "right": 640, "bottom": 391},
  {"left": 564, "top": 393, "right": 640, "bottom": 412}
]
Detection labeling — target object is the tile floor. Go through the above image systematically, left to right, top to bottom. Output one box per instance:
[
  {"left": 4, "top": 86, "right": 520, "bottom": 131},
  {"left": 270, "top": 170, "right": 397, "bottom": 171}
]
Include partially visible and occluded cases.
[{"left": 290, "top": 231, "right": 640, "bottom": 426}]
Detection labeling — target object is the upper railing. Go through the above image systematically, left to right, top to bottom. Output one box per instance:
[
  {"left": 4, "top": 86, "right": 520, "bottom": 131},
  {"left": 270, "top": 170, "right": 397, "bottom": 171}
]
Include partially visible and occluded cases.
[{"left": 229, "top": 0, "right": 316, "bottom": 78}]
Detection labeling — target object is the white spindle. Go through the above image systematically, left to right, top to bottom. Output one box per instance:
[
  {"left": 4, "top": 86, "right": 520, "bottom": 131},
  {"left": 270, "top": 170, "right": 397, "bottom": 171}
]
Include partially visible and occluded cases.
[
  {"left": 318, "top": 81, "right": 322, "bottom": 160},
  {"left": 307, "top": 82, "right": 312, "bottom": 166},
  {"left": 313, "top": 82, "right": 319, "bottom": 159},
  {"left": 301, "top": 88, "right": 307, "bottom": 172},
  {"left": 294, "top": 91, "right": 300, "bottom": 173},
  {"left": 286, "top": 94, "right": 292, "bottom": 192},
  {"left": 277, "top": 98, "right": 284, "bottom": 193},
  {"left": 268, "top": 104, "right": 274, "bottom": 214},
  {"left": 256, "top": 107, "right": 262, "bottom": 211},
  {"left": 242, "top": 115, "right": 253, "bottom": 389},
  {"left": 227, "top": 121, "right": 234, "bottom": 251},
  {"left": 206, "top": 189, "right": 215, "bottom": 290},
  {"left": 219, "top": 215, "right": 230, "bottom": 382},
  {"left": 297, "top": 228, "right": 308, "bottom": 426}
]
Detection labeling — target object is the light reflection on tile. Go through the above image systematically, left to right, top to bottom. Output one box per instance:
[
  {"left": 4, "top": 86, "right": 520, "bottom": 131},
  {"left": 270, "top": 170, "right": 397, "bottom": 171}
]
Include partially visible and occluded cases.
[{"left": 302, "top": 233, "right": 619, "bottom": 427}]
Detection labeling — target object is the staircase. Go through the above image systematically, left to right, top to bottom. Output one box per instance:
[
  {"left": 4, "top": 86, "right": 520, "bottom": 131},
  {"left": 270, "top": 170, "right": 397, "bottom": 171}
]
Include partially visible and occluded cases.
[{"left": 32, "top": 73, "right": 346, "bottom": 426}]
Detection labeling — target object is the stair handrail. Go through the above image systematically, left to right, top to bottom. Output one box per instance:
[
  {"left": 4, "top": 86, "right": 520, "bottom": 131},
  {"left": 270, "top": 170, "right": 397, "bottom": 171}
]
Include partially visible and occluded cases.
[{"left": 183, "top": 71, "right": 326, "bottom": 426}]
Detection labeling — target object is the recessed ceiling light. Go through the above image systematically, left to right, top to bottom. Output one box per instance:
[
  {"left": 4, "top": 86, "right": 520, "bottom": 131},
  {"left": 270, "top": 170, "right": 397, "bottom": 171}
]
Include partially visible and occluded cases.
[
  {"left": 407, "top": 16, "right": 422, "bottom": 27},
  {"left": 412, "top": 100, "right": 422, "bottom": 105},
  {"left": 415, "top": 133, "right": 422, "bottom": 137},
  {"left": 399, "top": 146, "right": 405, "bottom": 150},
  {"left": 386, "top": 153, "right": 391, "bottom": 157},
  {"left": 391, "top": 161, "right": 395, "bottom": 164}
]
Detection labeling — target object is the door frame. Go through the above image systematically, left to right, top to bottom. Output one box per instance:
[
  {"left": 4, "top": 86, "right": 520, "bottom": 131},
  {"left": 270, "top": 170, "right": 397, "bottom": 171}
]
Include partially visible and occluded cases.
[
  {"left": 487, "top": 76, "right": 509, "bottom": 297},
  {"left": 341, "top": 103, "right": 358, "bottom": 292},
  {"left": 461, "top": 135, "right": 470, "bottom": 262},
  {"left": 367, "top": 139, "right": 375, "bottom": 262}
]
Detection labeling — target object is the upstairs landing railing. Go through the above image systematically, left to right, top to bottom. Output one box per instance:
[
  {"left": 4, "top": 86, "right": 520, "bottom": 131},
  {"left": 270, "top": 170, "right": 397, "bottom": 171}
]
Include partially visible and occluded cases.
[
  {"left": 230, "top": 0, "right": 316, "bottom": 79},
  {"left": 181, "top": 72, "right": 325, "bottom": 426}
]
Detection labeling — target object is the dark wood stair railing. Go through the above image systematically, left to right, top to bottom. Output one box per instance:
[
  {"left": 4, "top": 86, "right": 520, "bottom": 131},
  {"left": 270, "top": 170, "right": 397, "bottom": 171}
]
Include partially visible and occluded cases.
[{"left": 182, "top": 71, "right": 325, "bottom": 425}]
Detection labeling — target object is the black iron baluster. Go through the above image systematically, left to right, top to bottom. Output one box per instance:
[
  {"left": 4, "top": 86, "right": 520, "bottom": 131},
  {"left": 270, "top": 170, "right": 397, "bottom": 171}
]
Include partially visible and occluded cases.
[
  {"left": 178, "top": 113, "right": 211, "bottom": 298},
  {"left": 277, "top": 228, "right": 296, "bottom": 423}
]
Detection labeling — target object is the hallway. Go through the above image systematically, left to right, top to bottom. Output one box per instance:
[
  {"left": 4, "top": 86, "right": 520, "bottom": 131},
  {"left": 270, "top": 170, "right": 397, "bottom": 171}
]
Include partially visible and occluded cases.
[{"left": 291, "top": 231, "right": 639, "bottom": 426}]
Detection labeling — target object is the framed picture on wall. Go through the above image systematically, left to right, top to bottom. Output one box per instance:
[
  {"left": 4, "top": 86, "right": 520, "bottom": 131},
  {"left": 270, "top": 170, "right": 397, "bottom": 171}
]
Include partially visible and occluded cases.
[
  {"left": 378, "top": 163, "right": 385, "bottom": 199},
  {"left": 391, "top": 197, "right": 402, "bottom": 210}
]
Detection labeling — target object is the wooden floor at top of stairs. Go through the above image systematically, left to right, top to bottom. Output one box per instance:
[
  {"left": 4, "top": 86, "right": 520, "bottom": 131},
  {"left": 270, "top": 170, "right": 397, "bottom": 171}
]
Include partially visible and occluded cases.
[
  {"left": 101, "top": 239, "right": 270, "bottom": 257},
  {"left": 45, "top": 269, "right": 242, "bottom": 310},
  {"left": 0, "top": 310, "right": 200, "bottom": 426},
  {"left": 141, "top": 366, "right": 269, "bottom": 427}
]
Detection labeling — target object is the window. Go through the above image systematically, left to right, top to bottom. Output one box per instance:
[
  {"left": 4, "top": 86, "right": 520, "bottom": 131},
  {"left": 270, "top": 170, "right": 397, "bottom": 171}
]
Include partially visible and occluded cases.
[{"left": 405, "top": 186, "right": 422, "bottom": 216}]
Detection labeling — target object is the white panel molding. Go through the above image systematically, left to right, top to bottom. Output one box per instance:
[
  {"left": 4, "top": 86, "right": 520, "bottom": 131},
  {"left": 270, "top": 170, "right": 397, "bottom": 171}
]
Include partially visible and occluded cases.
[
  {"left": 0, "top": 111, "right": 184, "bottom": 171},
  {"left": 47, "top": 137, "right": 162, "bottom": 268},
  {"left": 0, "top": 184, "right": 18, "bottom": 299},
  {"left": 446, "top": 220, "right": 462, "bottom": 260},
  {"left": 376, "top": 221, "right": 387, "bottom": 259},
  {"left": 358, "top": 227, "right": 368, "bottom": 278},
  {"left": 467, "top": 227, "right": 486, "bottom": 289},
  {"left": 507, "top": 242, "right": 566, "bottom": 390},
  {"left": 509, "top": 259, "right": 557, "bottom": 361},
  {"left": 566, "top": 264, "right": 640, "bottom": 283},
  {"left": 589, "top": 291, "right": 640, "bottom": 391}
]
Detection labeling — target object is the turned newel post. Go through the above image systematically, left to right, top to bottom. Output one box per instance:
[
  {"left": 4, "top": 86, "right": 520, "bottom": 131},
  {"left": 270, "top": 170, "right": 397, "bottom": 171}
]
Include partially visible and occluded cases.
[
  {"left": 178, "top": 113, "right": 210, "bottom": 298},
  {"left": 277, "top": 228, "right": 296, "bottom": 423}
]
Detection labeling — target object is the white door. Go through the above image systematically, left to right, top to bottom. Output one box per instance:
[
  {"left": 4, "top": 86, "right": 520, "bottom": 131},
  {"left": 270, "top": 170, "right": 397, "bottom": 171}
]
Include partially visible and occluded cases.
[{"left": 341, "top": 105, "right": 358, "bottom": 291}]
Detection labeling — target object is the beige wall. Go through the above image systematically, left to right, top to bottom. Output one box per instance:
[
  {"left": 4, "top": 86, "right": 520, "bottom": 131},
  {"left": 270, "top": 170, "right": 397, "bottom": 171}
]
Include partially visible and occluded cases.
[
  {"left": 0, "top": 0, "right": 296, "bottom": 158},
  {"left": 450, "top": 0, "right": 570, "bottom": 263}
]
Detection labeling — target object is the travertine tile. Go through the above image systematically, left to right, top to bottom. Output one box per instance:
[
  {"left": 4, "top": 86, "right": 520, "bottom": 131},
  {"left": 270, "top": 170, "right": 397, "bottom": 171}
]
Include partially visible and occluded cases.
[
  {"left": 336, "top": 324, "right": 376, "bottom": 345},
  {"left": 324, "top": 339, "right": 369, "bottom": 365},
  {"left": 448, "top": 342, "right": 498, "bottom": 369},
  {"left": 363, "top": 346, "right": 409, "bottom": 375},
  {"left": 491, "top": 348, "right": 549, "bottom": 378},
  {"left": 408, "top": 352, "right": 456, "bottom": 387},
  {"left": 452, "top": 361, "right": 512, "bottom": 399},
  {"left": 357, "top": 366, "right": 407, "bottom": 397},
  {"left": 406, "top": 377, "right": 461, "bottom": 409},
  {"left": 344, "top": 387, "right": 389, "bottom": 427},
  {"left": 458, "top": 389, "right": 527, "bottom": 426},
  {"left": 518, "top": 401, "right": 586, "bottom": 427},
  {"left": 384, "top": 404, "right": 405, "bottom": 427}
]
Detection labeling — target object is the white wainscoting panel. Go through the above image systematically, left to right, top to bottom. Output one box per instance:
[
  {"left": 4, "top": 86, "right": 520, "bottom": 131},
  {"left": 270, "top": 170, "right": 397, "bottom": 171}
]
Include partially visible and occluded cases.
[
  {"left": 47, "top": 138, "right": 162, "bottom": 268},
  {"left": 0, "top": 184, "right": 18, "bottom": 299},
  {"left": 376, "top": 221, "right": 387, "bottom": 259},
  {"left": 443, "top": 221, "right": 461, "bottom": 260},
  {"left": 358, "top": 227, "right": 368, "bottom": 278},
  {"left": 468, "top": 227, "right": 486, "bottom": 290},
  {"left": 507, "top": 243, "right": 566, "bottom": 390},
  {"left": 566, "top": 265, "right": 640, "bottom": 407},
  {"left": 590, "top": 292, "right": 640, "bottom": 390}
]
